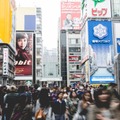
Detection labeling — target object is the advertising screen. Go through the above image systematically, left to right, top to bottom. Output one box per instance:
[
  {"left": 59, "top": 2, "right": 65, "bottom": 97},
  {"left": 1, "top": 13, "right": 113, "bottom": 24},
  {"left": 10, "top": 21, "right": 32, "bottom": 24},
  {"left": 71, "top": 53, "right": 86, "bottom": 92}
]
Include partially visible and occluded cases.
[{"left": 15, "top": 32, "right": 33, "bottom": 76}]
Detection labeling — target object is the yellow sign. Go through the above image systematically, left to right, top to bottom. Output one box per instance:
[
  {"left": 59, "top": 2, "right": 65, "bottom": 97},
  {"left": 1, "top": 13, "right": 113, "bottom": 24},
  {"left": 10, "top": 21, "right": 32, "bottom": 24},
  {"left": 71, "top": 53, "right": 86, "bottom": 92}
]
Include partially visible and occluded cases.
[{"left": 0, "top": 0, "right": 12, "bottom": 44}]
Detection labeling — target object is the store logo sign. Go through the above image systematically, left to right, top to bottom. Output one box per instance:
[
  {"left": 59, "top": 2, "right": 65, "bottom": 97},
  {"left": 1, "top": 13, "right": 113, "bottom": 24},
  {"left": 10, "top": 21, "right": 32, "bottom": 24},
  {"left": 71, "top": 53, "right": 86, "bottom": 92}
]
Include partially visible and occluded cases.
[
  {"left": 93, "top": 0, "right": 105, "bottom": 7},
  {"left": 93, "top": 24, "right": 107, "bottom": 39}
]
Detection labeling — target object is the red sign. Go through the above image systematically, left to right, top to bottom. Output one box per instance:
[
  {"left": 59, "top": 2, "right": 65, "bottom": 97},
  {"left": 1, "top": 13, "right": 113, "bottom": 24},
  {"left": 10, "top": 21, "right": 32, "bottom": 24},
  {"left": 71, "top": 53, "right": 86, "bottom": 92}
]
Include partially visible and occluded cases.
[
  {"left": 61, "top": 1, "right": 81, "bottom": 30},
  {"left": 92, "top": 8, "right": 107, "bottom": 17},
  {"left": 15, "top": 32, "right": 33, "bottom": 76},
  {"left": 69, "top": 56, "right": 79, "bottom": 62}
]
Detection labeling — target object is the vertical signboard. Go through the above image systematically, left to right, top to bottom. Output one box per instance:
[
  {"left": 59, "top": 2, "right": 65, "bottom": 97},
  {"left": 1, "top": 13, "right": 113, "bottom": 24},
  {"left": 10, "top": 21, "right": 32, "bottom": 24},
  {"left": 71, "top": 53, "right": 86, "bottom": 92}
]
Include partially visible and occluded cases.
[
  {"left": 0, "top": 0, "right": 12, "bottom": 44},
  {"left": 61, "top": 0, "right": 81, "bottom": 30},
  {"left": 87, "top": 0, "right": 111, "bottom": 18},
  {"left": 88, "top": 21, "right": 114, "bottom": 84},
  {"left": 113, "top": 23, "right": 120, "bottom": 53},
  {"left": 15, "top": 32, "right": 33, "bottom": 76},
  {"left": 3, "top": 48, "right": 9, "bottom": 76}
]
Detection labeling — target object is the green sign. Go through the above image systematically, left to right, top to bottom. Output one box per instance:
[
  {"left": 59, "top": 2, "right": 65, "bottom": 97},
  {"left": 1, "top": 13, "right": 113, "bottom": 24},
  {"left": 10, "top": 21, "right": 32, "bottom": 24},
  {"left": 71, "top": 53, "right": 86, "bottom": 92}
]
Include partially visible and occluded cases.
[{"left": 93, "top": 0, "right": 105, "bottom": 7}]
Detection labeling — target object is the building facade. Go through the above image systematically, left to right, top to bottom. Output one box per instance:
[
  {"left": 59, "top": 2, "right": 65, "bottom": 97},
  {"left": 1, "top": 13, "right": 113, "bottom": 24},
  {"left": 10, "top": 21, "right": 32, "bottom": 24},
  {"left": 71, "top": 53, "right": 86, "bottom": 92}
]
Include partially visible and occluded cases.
[
  {"left": 0, "top": 0, "right": 16, "bottom": 85},
  {"left": 59, "top": 0, "right": 82, "bottom": 86},
  {"left": 80, "top": 0, "right": 120, "bottom": 85},
  {"left": 15, "top": 7, "right": 42, "bottom": 85},
  {"left": 42, "top": 47, "right": 62, "bottom": 87}
]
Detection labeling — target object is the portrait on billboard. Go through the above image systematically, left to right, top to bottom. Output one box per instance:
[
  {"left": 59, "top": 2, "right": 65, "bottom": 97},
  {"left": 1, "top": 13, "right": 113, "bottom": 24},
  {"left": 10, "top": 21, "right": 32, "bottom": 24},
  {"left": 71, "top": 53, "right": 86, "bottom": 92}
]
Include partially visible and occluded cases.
[
  {"left": 64, "top": 13, "right": 73, "bottom": 29},
  {"left": 15, "top": 32, "right": 33, "bottom": 76},
  {"left": 16, "top": 33, "right": 32, "bottom": 61}
]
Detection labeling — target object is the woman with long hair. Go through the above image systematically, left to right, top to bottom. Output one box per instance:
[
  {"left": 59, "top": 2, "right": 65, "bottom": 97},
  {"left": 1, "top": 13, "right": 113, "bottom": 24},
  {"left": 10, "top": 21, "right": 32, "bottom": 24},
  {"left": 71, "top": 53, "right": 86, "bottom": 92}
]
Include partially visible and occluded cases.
[
  {"left": 87, "top": 86, "right": 120, "bottom": 120},
  {"left": 73, "top": 90, "right": 93, "bottom": 120},
  {"left": 67, "top": 91, "right": 79, "bottom": 120}
]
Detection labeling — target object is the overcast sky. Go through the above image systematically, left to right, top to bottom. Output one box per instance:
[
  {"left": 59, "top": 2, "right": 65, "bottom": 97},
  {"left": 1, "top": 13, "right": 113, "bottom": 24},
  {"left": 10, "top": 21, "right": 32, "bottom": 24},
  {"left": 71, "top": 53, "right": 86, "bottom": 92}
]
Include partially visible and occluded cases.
[{"left": 16, "top": 0, "right": 60, "bottom": 49}]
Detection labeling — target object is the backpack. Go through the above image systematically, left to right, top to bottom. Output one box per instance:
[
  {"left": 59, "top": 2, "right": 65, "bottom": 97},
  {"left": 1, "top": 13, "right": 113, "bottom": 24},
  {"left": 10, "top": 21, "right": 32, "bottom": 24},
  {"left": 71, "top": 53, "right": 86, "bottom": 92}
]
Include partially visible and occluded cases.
[
  {"left": 10, "top": 104, "right": 24, "bottom": 120},
  {"left": 35, "top": 108, "right": 46, "bottom": 120},
  {"left": 11, "top": 111, "right": 22, "bottom": 120}
]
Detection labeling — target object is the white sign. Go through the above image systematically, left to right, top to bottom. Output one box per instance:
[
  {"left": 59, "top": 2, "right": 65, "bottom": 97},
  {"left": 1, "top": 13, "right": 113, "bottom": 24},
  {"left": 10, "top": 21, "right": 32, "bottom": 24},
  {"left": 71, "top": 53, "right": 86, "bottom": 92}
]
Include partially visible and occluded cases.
[
  {"left": 87, "top": 0, "right": 111, "bottom": 18},
  {"left": 3, "top": 48, "right": 8, "bottom": 75}
]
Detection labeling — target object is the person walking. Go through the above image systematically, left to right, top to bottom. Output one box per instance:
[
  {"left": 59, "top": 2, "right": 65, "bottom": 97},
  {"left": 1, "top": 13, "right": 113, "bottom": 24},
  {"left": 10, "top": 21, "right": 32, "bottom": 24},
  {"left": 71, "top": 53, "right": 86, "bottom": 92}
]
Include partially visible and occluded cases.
[{"left": 52, "top": 92, "right": 66, "bottom": 120}]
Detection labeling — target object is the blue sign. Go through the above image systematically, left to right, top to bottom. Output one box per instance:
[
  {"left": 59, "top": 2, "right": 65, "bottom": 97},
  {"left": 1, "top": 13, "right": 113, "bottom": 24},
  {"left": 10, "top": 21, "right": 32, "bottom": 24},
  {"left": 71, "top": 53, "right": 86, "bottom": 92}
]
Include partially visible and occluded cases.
[
  {"left": 88, "top": 20, "right": 114, "bottom": 84},
  {"left": 88, "top": 21, "right": 112, "bottom": 45},
  {"left": 117, "top": 38, "right": 120, "bottom": 53}
]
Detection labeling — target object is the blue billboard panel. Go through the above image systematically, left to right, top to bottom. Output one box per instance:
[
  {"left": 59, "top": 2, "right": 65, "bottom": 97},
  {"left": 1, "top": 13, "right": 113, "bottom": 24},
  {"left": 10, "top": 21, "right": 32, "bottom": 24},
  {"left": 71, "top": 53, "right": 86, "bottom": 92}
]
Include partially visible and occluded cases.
[
  {"left": 24, "top": 15, "right": 36, "bottom": 31},
  {"left": 88, "top": 20, "right": 114, "bottom": 84},
  {"left": 88, "top": 21, "right": 112, "bottom": 45},
  {"left": 117, "top": 38, "right": 120, "bottom": 53}
]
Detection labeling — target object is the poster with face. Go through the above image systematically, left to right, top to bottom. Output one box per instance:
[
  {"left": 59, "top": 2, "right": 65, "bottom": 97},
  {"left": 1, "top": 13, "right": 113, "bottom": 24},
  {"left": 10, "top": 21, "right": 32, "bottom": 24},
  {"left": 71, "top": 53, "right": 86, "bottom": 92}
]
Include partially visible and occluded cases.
[
  {"left": 61, "top": 1, "right": 81, "bottom": 30},
  {"left": 15, "top": 32, "right": 33, "bottom": 76}
]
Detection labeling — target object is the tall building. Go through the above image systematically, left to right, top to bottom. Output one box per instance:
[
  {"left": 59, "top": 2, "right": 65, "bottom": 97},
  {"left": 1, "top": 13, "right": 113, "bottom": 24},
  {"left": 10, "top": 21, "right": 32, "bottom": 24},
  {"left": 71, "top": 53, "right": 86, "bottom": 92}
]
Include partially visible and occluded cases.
[
  {"left": 0, "top": 0, "right": 16, "bottom": 85},
  {"left": 59, "top": 0, "right": 82, "bottom": 86},
  {"left": 80, "top": 0, "right": 120, "bottom": 85},
  {"left": 111, "top": 0, "right": 120, "bottom": 93},
  {"left": 15, "top": 7, "right": 42, "bottom": 85},
  {"left": 42, "top": 47, "right": 62, "bottom": 87}
]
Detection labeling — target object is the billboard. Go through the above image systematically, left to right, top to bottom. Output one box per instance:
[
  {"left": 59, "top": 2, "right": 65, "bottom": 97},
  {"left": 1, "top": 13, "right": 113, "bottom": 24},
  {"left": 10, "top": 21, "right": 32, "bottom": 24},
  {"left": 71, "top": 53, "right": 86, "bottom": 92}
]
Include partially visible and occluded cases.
[
  {"left": 61, "top": 0, "right": 81, "bottom": 30},
  {"left": 87, "top": 0, "right": 111, "bottom": 18},
  {"left": 88, "top": 21, "right": 114, "bottom": 84},
  {"left": 15, "top": 32, "right": 33, "bottom": 76}
]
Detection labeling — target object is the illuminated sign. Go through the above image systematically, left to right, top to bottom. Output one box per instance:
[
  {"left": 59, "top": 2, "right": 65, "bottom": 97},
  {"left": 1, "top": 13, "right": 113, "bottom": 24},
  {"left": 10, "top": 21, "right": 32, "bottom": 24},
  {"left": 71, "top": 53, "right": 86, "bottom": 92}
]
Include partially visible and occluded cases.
[
  {"left": 87, "top": 0, "right": 111, "bottom": 18},
  {"left": 93, "top": 0, "right": 105, "bottom": 7},
  {"left": 88, "top": 21, "right": 112, "bottom": 45},
  {"left": 3, "top": 48, "right": 8, "bottom": 75}
]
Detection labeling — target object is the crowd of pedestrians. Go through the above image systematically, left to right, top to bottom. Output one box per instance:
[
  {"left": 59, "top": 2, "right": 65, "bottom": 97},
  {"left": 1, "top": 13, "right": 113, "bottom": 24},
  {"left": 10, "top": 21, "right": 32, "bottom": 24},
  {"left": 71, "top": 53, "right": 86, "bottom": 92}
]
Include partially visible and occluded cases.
[{"left": 0, "top": 82, "right": 120, "bottom": 120}]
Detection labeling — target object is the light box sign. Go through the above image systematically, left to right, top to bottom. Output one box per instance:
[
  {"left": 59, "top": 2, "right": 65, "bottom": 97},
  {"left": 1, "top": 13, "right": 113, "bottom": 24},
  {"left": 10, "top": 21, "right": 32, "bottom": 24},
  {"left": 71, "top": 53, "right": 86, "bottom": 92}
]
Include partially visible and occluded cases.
[
  {"left": 87, "top": 0, "right": 111, "bottom": 18},
  {"left": 88, "top": 20, "right": 114, "bottom": 84},
  {"left": 88, "top": 21, "right": 112, "bottom": 45},
  {"left": 15, "top": 32, "right": 33, "bottom": 76},
  {"left": 3, "top": 48, "right": 8, "bottom": 76},
  {"left": 69, "top": 56, "right": 79, "bottom": 62}
]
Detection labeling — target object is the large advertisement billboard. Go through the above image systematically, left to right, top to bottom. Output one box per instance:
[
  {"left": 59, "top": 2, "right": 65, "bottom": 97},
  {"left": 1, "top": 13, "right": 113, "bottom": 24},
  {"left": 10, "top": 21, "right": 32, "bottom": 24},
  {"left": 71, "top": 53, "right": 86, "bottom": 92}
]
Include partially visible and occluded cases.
[
  {"left": 61, "top": 0, "right": 81, "bottom": 30},
  {"left": 87, "top": 0, "right": 111, "bottom": 18},
  {"left": 88, "top": 21, "right": 114, "bottom": 84},
  {"left": 15, "top": 32, "right": 33, "bottom": 76}
]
